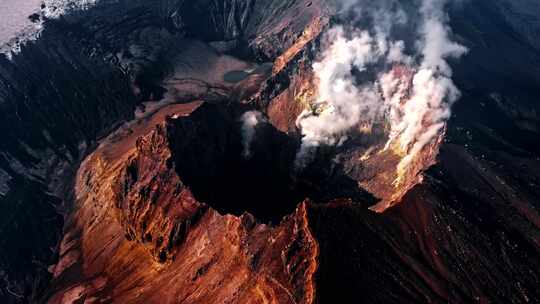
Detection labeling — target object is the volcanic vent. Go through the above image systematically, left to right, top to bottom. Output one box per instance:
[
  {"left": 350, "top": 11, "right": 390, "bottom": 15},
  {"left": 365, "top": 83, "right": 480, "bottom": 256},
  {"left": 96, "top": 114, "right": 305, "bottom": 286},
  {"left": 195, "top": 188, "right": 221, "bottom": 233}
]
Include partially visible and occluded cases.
[
  {"left": 45, "top": 101, "right": 323, "bottom": 303},
  {"left": 166, "top": 102, "right": 376, "bottom": 222},
  {"left": 167, "top": 103, "right": 305, "bottom": 222}
]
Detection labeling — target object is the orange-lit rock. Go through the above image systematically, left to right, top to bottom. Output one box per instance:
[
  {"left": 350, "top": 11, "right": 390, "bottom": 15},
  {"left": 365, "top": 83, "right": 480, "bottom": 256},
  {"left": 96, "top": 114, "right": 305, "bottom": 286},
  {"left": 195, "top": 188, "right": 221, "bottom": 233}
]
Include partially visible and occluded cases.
[
  {"left": 272, "top": 15, "right": 330, "bottom": 76},
  {"left": 263, "top": 61, "right": 444, "bottom": 213},
  {"left": 267, "top": 70, "right": 317, "bottom": 134},
  {"left": 43, "top": 98, "right": 540, "bottom": 304},
  {"left": 46, "top": 102, "right": 318, "bottom": 304}
]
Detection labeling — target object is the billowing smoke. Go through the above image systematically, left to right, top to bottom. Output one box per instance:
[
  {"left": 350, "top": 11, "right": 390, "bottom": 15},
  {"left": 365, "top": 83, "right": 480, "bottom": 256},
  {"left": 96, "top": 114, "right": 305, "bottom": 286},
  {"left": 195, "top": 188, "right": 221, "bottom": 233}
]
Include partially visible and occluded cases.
[
  {"left": 295, "top": 0, "right": 467, "bottom": 182},
  {"left": 392, "top": 0, "right": 467, "bottom": 179},
  {"left": 294, "top": 26, "right": 387, "bottom": 167},
  {"left": 240, "top": 111, "right": 265, "bottom": 158}
]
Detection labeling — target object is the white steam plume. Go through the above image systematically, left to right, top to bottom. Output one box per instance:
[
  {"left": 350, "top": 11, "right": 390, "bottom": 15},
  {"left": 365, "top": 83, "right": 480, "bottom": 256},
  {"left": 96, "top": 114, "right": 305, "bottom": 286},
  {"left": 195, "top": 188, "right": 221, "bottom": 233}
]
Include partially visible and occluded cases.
[
  {"left": 296, "top": 0, "right": 467, "bottom": 182},
  {"left": 390, "top": 0, "right": 467, "bottom": 178},
  {"left": 295, "top": 26, "right": 387, "bottom": 167},
  {"left": 240, "top": 111, "right": 265, "bottom": 158}
]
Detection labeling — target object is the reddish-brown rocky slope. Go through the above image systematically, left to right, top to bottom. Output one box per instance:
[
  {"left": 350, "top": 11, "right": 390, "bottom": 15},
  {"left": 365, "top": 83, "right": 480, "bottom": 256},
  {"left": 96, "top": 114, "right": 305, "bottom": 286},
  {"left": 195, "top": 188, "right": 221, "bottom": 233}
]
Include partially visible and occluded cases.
[{"left": 46, "top": 103, "right": 318, "bottom": 304}]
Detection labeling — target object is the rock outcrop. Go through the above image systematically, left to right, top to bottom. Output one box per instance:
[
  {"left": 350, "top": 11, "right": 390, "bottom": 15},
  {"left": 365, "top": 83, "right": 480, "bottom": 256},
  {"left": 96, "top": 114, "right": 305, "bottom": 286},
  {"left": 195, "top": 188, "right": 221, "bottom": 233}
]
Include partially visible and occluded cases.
[{"left": 46, "top": 102, "right": 319, "bottom": 304}]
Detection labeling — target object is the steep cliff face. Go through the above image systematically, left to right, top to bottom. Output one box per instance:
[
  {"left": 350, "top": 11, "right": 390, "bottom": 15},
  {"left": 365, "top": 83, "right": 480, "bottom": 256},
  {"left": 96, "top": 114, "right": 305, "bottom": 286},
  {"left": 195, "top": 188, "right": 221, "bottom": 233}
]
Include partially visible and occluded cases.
[{"left": 46, "top": 102, "right": 318, "bottom": 304}]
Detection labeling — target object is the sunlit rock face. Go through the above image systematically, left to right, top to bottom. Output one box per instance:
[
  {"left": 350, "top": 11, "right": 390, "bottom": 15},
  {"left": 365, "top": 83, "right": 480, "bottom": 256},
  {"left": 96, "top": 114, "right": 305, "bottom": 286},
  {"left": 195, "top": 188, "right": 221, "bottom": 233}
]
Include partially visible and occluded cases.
[
  {"left": 2, "top": 0, "right": 540, "bottom": 303},
  {"left": 262, "top": 60, "right": 444, "bottom": 213},
  {"left": 47, "top": 102, "right": 319, "bottom": 303}
]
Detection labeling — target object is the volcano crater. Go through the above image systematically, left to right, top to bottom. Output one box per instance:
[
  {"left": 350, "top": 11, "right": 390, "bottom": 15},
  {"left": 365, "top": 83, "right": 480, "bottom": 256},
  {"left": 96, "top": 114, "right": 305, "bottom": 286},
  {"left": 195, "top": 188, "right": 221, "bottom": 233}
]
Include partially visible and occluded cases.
[{"left": 165, "top": 102, "right": 376, "bottom": 223}]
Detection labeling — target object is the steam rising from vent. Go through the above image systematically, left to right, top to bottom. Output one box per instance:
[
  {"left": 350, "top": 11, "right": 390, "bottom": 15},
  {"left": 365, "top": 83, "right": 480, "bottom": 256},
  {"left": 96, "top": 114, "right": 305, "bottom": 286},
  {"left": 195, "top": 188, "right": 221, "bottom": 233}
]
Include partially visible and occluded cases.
[
  {"left": 295, "top": 0, "right": 467, "bottom": 184},
  {"left": 295, "top": 26, "right": 387, "bottom": 168},
  {"left": 240, "top": 111, "right": 265, "bottom": 158}
]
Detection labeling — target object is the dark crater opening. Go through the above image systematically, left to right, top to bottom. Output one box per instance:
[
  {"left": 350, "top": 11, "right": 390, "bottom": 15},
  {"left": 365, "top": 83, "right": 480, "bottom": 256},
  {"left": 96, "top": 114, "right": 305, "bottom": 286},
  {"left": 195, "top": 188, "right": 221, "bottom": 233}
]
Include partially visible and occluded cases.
[{"left": 166, "top": 102, "right": 376, "bottom": 223}]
